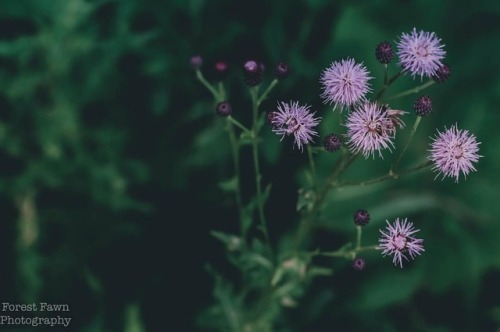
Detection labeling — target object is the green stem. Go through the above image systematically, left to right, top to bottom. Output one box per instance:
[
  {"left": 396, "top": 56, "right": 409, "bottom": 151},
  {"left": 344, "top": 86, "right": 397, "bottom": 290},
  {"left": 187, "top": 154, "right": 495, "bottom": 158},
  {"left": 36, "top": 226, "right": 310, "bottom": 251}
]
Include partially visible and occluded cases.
[
  {"left": 383, "top": 64, "right": 388, "bottom": 86},
  {"left": 196, "top": 69, "right": 221, "bottom": 100},
  {"left": 375, "top": 71, "right": 402, "bottom": 101},
  {"left": 257, "top": 79, "right": 278, "bottom": 106},
  {"left": 385, "top": 80, "right": 435, "bottom": 101},
  {"left": 218, "top": 82, "right": 226, "bottom": 100},
  {"left": 250, "top": 87, "right": 271, "bottom": 252},
  {"left": 227, "top": 116, "right": 251, "bottom": 135},
  {"left": 392, "top": 116, "right": 422, "bottom": 172},
  {"left": 226, "top": 119, "right": 244, "bottom": 234},
  {"left": 307, "top": 145, "right": 316, "bottom": 188},
  {"left": 293, "top": 151, "right": 358, "bottom": 250},
  {"left": 343, "top": 160, "right": 433, "bottom": 187},
  {"left": 355, "top": 226, "right": 362, "bottom": 250},
  {"left": 314, "top": 244, "right": 379, "bottom": 259}
]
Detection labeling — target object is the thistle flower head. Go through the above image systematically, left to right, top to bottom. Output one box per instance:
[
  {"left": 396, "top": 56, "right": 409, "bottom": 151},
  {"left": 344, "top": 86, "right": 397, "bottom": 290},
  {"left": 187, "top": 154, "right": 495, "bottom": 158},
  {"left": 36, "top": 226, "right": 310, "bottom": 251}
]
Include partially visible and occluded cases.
[
  {"left": 397, "top": 28, "right": 446, "bottom": 79},
  {"left": 320, "top": 58, "right": 372, "bottom": 111},
  {"left": 271, "top": 101, "right": 320, "bottom": 151},
  {"left": 344, "top": 102, "right": 395, "bottom": 158},
  {"left": 429, "top": 125, "right": 482, "bottom": 183},
  {"left": 379, "top": 218, "right": 424, "bottom": 268}
]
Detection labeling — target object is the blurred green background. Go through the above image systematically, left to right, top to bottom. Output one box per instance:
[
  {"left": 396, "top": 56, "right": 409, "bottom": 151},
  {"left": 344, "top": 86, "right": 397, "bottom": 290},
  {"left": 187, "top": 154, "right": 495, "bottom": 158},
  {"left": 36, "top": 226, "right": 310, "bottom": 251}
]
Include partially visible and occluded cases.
[{"left": 0, "top": 0, "right": 498, "bottom": 331}]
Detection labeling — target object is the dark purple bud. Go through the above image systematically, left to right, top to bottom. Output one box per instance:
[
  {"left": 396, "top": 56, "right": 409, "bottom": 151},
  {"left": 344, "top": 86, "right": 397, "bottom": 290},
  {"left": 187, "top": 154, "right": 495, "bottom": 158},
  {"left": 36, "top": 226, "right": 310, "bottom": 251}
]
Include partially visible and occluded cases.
[
  {"left": 375, "top": 41, "right": 394, "bottom": 64},
  {"left": 190, "top": 55, "right": 203, "bottom": 70},
  {"left": 243, "top": 60, "right": 263, "bottom": 86},
  {"left": 214, "top": 61, "right": 229, "bottom": 81},
  {"left": 274, "top": 62, "right": 290, "bottom": 80},
  {"left": 432, "top": 64, "right": 451, "bottom": 83},
  {"left": 414, "top": 96, "right": 432, "bottom": 117},
  {"left": 216, "top": 101, "right": 232, "bottom": 117},
  {"left": 323, "top": 133, "right": 342, "bottom": 152},
  {"left": 354, "top": 209, "right": 370, "bottom": 226},
  {"left": 352, "top": 257, "right": 366, "bottom": 271}
]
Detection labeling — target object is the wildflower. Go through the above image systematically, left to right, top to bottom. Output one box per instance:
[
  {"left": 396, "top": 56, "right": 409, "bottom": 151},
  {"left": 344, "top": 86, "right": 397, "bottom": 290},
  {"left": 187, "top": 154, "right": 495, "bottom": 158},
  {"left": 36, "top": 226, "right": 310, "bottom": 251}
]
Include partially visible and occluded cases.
[
  {"left": 397, "top": 28, "right": 446, "bottom": 79},
  {"left": 375, "top": 41, "right": 394, "bottom": 64},
  {"left": 320, "top": 58, "right": 372, "bottom": 111},
  {"left": 243, "top": 60, "right": 263, "bottom": 86},
  {"left": 214, "top": 61, "right": 229, "bottom": 81},
  {"left": 274, "top": 62, "right": 290, "bottom": 80},
  {"left": 432, "top": 64, "right": 451, "bottom": 83},
  {"left": 414, "top": 96, "right": 433, "bottom": 116},
  {"left": 216, "top": 101, "right": 232, "bottom": 117},
  {"left": 271, "top": 101, "right": 320, "bottom": 151},
  {"left": 344, "top": 102, "right": 395, "bottom": 158},
  {"left": 429, "top": 125, "right": 482, "bottom": 182},
  {"left": 323, "top": 133, "right": 342, "bottom": 152},
  {"left": 353, "top": 209, "right": 370, "bottom": 226},
  {"left": 379, "top": 218, "right": 424, "bottom": 268},
  {"left": 352, "top": 258, "right": 366, "bottom": 271}
]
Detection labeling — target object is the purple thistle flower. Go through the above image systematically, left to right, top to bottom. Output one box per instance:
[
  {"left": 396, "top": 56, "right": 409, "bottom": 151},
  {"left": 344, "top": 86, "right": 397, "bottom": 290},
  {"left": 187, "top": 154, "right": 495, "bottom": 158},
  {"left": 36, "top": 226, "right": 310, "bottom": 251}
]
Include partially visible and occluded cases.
[
  {"left": 397, "top": 28, "right": 446, "bottom": 79},
  {"left": 320, "top": 58, "right": 372, "bottom": 111},
  {"left": 271, "top": 101, "right": 320, "bottom": 151},
  {"left": 344, "top": 102, "right": 395, "bottom": 158},
  {"left": 429, "top": 124, "right": 482, "bottom": 183},
  {"left": 379, "top": 218, "right": 424, "bottom": 268}
]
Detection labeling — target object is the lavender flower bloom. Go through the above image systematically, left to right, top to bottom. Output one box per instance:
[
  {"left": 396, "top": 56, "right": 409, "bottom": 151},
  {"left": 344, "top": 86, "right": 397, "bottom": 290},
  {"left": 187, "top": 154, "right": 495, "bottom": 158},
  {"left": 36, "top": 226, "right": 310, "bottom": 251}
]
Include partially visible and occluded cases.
[
  {"left": 397, "top": 28, "right": 446, "bottom": 79},
  {"left": 320, "top": 58, "right": 372, "bottom": 111},
  {"left": 271, "top": 101, "right": 320, "bottom": 151},
  {"left": 345, "top": 102, "right": 395, "bottom": 158},
  {"left": 429, "top": 125, "right": 482, "bottom": 183},
  {"left": 379, "top": 218, "right": 424, "bottom": 268}
]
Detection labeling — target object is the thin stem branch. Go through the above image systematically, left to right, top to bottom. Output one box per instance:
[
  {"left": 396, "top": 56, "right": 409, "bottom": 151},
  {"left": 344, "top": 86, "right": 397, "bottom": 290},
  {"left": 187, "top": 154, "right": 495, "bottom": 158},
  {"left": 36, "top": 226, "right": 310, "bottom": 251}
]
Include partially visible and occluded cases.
[
  {"left": 383, "top": 64, "right": 388, "bottom": 86},
  {"left": 196, "top": 70, "right": 221, "bottom": 100},
  {"left": 375, "top": 71, "right": 402, "bottom": 101},
  {"left": 257, "top": 79, "right": 278, "bottom": 106},
  {"left": 385, "top": 80, "right": 435, "bottom": 101},
  {"left": 218, "top": 82, "right": 226, "bottom": 100},
  {"left": 250, "top": 87, "right": 271, "bottom": 253},
  {"left": 227, "top": 116, "right": 251, "bottom": 135},
  {"left": 392, "top": 116, "right": 422, "bottom": 172},
  {"left": 226, "top": 118, "right": 244, "bottom": 234},
  {"left": 307, "top": 145, "right": 316, "bottom": 188},
  {"left": 293, "top": 151, "right": 358, "bottom": 250},
  {"left": 343, "top": 160, "right": 433, "bottom": 187},
  {"left": 355, "top": 226, "right": 362, "bottom": 249},
  {"left": 313, "top": 244, "right": 379, "bottom": 259}
]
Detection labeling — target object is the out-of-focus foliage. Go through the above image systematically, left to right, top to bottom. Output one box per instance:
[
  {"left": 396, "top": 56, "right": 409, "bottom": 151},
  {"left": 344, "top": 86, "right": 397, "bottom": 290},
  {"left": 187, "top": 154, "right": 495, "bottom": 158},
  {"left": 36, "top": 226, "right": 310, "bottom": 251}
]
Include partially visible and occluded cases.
[{"left": 0, "top": 0, "right": 499, "bottom": 331}]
